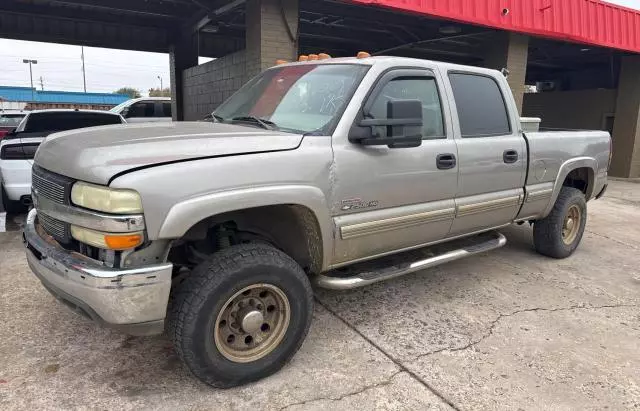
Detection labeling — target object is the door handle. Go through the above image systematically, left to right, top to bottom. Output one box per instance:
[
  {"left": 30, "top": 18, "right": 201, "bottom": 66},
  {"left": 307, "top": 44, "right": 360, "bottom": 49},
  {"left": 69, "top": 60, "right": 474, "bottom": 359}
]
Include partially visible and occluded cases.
[
  {"left": 503, "top": 150, "right": 519, "bottom": 164},
  {"left": 436, "top": 153, "right": 457, "bottom": 170}
]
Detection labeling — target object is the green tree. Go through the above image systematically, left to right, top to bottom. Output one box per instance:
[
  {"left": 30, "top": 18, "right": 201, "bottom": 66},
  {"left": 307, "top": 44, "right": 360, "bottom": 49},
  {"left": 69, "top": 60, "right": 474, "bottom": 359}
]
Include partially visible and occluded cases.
[
  {"left": 114, "top": 87, "right": 141, "bottom": 99},
  {"left": 148, "top": 87, "right": 171, "bottom": 97}
]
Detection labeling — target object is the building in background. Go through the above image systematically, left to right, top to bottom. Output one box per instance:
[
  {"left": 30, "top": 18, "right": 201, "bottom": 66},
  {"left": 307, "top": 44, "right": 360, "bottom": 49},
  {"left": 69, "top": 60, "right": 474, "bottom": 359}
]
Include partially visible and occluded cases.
[{"left": 0, "top": 86, "right": 129, "bottom": 111}]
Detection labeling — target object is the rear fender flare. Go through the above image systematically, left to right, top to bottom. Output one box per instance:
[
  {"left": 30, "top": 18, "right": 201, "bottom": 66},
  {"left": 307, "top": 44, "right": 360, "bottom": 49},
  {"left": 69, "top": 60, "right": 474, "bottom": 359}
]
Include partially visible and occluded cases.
[{"left": 542, "top": 157, "right": 596, "bottom": 217}]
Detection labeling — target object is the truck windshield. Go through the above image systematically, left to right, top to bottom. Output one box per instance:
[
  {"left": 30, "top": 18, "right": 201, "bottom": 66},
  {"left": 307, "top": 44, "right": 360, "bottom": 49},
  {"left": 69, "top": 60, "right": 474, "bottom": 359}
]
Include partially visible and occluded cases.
[{"left": 214, "top": 64, "right": 369, "bottom": 134}]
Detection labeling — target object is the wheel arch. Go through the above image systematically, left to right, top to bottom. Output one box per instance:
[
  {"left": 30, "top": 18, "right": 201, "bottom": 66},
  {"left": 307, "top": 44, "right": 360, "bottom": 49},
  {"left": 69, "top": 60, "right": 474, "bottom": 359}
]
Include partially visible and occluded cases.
[
  {"left": 542, "top": 157, "right": 596, "bottom": 218},
  {"left": 158, "top": 185, "right": 333, "bottom": 272}
]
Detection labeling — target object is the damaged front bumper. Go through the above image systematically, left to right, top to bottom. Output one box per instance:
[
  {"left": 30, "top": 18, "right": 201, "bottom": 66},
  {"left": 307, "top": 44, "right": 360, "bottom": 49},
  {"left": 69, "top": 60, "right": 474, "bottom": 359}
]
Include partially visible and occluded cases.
[{"left": 23, "top": 209, "right": 172, "bottom": 336}]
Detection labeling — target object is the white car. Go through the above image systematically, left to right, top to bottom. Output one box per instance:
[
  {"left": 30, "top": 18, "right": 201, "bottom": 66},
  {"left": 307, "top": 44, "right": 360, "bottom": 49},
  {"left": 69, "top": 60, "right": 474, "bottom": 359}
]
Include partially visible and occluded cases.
[
  {"left": 109, "top": 97, "right": 172, "bottom": 123},
  {"left": 0, "top": 109, "right": 125, "bottom": 213}
]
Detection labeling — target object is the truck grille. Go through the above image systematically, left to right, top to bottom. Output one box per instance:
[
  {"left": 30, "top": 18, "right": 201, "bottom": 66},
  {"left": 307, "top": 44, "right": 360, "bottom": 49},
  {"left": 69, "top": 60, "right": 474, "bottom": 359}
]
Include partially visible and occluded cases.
[
  {"left": 32, "top": 165, "right": 74, "bottom": 205},
  {"left": 32, "top": 165, "right": 75, "bottom": 243},
  {"left": 32, "top": 172, "right": 65, "bottom": 204},
  {"left": 38, "top": 212, "right": 71, "bottom": 243}
]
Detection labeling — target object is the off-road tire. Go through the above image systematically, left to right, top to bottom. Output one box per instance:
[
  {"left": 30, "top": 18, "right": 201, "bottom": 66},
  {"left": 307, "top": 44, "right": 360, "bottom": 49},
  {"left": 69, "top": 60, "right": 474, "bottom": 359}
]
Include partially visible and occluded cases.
[
  {"left": 1, "top": 184, "right": 25, "bottom": 214},
  {"left": 533, "top": 187, "right": 587, "bottom": 259},
  {"left": 168, "top": 243, "right": 313, "bottom": 388}
]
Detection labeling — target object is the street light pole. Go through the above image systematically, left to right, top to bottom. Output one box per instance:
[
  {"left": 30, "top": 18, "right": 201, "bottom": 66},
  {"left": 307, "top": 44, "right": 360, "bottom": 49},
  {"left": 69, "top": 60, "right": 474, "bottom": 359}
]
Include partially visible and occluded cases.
[
  {"left": 81, "top": 47, "right": 87, "bottom": 93},
  {"left": 22, "top": 59, "right": 38, "bottom": 103},
  {"left": 157, "top": 75, "right": 163, "bottom": 93}
]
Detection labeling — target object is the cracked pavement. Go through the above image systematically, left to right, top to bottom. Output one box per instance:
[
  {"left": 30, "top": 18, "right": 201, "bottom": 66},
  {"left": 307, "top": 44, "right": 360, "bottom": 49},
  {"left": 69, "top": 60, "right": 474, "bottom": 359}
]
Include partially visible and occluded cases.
[{"left": 1, "top": 180, "right": 639, "bottom": 410}]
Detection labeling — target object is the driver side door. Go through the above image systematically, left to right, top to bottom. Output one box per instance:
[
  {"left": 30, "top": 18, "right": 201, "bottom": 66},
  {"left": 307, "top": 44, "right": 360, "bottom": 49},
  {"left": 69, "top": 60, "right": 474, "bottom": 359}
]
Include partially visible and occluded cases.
[{"left": 330, "top": 68, "right": 459, "bottom": 266}]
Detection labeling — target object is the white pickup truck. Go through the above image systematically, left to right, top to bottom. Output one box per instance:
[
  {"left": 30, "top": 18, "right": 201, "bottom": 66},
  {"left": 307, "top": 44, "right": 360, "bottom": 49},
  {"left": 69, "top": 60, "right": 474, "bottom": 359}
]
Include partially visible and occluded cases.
[{"left": 24, "top": 55, "right": 610, "bottom": 388}]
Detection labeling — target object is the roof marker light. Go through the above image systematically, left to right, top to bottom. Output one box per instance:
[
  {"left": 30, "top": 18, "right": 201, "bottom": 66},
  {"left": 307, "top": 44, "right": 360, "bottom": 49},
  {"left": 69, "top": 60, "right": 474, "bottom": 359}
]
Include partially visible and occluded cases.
[
  {"left": 357, "top": 51, "right": 371, "bottom": 59},
  {"left": 308, "top": 54, "right": 319, "bottom": 61},
  {"left": 298, "top": 55, "right": 309, "bottom": 61}
]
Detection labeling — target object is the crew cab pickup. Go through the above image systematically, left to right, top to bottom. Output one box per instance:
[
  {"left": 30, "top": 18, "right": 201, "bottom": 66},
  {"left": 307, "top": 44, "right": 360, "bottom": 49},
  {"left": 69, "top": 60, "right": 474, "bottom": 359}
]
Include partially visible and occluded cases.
[{"left": 23, "top": 56, "right": 610, "bottom": 388}]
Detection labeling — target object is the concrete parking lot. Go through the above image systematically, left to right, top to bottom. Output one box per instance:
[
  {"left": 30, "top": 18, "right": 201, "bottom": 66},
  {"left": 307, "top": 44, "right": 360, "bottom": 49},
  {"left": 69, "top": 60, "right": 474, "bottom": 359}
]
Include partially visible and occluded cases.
[{"left": 1, "top": 181, "right": 639, "bottom": 410}]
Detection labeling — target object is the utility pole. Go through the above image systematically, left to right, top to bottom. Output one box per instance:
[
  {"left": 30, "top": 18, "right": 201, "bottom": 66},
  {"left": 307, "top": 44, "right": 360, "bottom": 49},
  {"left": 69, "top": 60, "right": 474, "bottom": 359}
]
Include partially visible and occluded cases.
[
  {"left": 81, "top": 46, "right": 87, "bottom": 93},
  {"left": 22, "top": 59, "right": 38, "bottom": 103},
  {"left": 157, "top": 75, "right": 163, "bottom": 94},
  {"left": 39, "top": 76, "right": 44, "bottom": 91}
]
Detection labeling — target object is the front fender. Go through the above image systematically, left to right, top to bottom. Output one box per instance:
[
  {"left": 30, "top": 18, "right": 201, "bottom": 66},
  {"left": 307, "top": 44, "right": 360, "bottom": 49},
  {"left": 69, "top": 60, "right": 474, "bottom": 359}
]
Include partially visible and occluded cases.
[
  {"left": 542, "top": 157, "right": 596, "bottom": 217},
  {"left": 158, "top": 184, "right": 334, "bottom": 269}
]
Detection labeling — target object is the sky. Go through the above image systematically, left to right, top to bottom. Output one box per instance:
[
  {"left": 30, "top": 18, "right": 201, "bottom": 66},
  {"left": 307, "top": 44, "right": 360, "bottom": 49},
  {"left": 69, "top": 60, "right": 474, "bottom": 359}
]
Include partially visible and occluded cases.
[
  {"left": 0, "top": 0, "right": 638, "bottom": 96},
  {"left": 605, "top": 0, "right": 640, "bottom": 8},
  {"left": 0, "top": 40, "right": 212, "bottom": 96}
]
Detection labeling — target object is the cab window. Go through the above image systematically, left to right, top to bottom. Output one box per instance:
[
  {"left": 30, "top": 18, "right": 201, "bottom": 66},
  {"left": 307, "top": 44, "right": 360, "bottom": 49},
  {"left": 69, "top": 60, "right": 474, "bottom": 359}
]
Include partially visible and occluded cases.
[
  {"left": 449, "top": 73, "right": 511, "bottom": 137},
  {"left": 367, "top": 77, "right": 445, "bottom": 140},
  {"left": 128, "top": 102, "right": 156, "bottom": 118},
  {"left": 161, "top": 102, "right": 172, "bottom": 117}
]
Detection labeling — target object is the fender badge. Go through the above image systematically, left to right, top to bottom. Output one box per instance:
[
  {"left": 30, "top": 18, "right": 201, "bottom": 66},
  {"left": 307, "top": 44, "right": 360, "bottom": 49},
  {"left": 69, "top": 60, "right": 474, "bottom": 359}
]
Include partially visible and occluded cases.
[{"left": 340, "top": 198, "right": 379, "bottom": 211}]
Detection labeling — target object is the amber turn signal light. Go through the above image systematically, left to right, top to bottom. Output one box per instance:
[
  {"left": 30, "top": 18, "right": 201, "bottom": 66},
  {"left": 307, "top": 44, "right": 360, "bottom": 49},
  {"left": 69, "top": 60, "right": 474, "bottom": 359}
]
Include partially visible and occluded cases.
[{"left": 104, "top": 233, "right": 144, "bottom": 250}]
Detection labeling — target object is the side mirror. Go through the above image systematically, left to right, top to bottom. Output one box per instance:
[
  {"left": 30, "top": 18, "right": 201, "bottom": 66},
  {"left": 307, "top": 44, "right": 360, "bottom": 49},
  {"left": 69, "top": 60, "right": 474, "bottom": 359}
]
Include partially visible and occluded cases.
[
  {"left": 350, "top": 99, "right": 423, "bottom": 148},
  {"left": 121, "top": 107, "right": 130, "bottom": 118}
]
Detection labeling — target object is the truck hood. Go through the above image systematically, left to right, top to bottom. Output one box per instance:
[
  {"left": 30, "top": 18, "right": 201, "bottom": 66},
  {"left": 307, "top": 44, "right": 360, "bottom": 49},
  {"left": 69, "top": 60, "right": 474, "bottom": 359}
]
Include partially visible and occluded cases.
[{"left": 34, "top": 122, "right": 303, "bottom": 185}]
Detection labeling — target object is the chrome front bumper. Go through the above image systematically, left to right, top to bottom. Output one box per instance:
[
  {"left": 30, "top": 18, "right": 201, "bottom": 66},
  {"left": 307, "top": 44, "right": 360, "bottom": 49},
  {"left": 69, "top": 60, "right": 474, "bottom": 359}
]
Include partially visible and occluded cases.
[{"left": 23, "top": 209, "right": 172, "bottom": 336}]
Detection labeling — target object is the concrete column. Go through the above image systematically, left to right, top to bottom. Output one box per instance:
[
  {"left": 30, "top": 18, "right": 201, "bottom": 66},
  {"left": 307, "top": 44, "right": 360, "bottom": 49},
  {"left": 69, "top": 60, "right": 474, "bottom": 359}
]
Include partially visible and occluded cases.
[
  {"left": 245, "top": 0, "right": 298, "bottom": 79},
  {"left": 484, "top": 32, "right": 529, "bottom": 112},
  {"left": 169, "top": 33, "right": 199, "bottom": 121},
  {"left": 611, "top": 56, "right": 640, "bottom": 178}
]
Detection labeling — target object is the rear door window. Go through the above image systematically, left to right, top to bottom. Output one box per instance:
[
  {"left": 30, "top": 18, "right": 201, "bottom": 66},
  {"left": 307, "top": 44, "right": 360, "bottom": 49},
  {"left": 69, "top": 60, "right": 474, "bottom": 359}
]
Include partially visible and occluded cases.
[
  {"left": 448, "top": 73, "right": 511, "bottom": 137},
  {"left": 128, "top": 102, "right": 156, "bottom": 118},
  {"left": 161, "top": 102, "right": 172, "bottom": 117},
  {"left": 23, "top": 112, "right": 122, "bottom": 133},
  {"left": 0, "top": 114, "right": 25, "bottom": 127}
]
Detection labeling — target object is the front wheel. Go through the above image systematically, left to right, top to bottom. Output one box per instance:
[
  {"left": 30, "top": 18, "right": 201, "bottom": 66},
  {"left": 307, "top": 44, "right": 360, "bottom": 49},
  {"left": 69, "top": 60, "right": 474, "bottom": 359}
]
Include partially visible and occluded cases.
[
  {"left": 533, "top": 187, "right": 587, "bottom": 259},
  {"left": 168, "top": 243, "right": 313, "bottom": 388}
]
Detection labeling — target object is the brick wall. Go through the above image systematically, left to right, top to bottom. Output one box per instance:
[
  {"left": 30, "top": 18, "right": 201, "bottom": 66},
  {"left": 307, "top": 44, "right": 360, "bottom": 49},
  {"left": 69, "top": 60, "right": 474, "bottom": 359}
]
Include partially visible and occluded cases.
[
  {"left": 181, "top": 0, "right": 299, "bottom": 121},
  {"left": 246, "top": 0, "right": 298, "bottom": 78},
  {"left": 182, "top": 50, "right": 247, "bottom": 121},
  {"left": 523, "top": 89, "right": 617, "bottom": 131},
  {"left": 25, "top": 103, "right": 117, "bottom": 111}
]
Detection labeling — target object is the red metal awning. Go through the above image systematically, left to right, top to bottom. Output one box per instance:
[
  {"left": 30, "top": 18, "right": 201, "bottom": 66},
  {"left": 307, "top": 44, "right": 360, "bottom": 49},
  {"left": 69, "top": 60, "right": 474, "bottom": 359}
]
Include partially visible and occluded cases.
[{"left": 348, "top": 0, "right": 640, "bottom": 53}]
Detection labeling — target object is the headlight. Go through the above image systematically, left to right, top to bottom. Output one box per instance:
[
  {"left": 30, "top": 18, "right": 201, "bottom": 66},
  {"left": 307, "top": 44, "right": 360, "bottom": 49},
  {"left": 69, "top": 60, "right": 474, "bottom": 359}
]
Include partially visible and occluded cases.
[
  {"left": 71, "top": 181, "right": 143, "bottom": 214},
  {"left": 71, "top": 226, "right": 144, "bottom": 250}
]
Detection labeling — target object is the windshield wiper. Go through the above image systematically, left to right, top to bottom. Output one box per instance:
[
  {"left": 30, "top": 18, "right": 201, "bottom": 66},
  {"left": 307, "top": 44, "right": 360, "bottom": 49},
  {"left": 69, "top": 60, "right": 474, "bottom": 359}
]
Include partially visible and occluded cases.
[
  {"left": 204, "top": 113, "right": 225, "bottom": 123},
  {"left": 231, "top": 116, "right": 277, "bottom": 130}
]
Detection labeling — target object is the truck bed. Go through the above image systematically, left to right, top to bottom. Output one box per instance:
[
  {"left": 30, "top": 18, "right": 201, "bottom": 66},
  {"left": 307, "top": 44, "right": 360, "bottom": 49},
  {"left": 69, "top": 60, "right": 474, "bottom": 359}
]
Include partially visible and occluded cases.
[{"left": 518, "top": 130, "right": 610, "bottom": 220}]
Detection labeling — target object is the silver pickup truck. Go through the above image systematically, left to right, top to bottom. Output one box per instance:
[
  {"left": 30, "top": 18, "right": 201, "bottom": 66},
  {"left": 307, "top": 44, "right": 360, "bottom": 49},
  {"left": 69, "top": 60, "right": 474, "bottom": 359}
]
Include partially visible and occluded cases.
[{"left": 23, "top": 56, "right": 610, "bottom": 388}]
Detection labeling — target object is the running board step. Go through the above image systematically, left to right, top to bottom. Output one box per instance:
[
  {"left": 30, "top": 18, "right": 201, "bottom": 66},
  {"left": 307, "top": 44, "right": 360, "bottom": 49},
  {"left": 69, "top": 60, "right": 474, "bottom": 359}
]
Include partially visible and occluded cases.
[{"left": 315, "top": 231, "right": 507, "bottom": 290}]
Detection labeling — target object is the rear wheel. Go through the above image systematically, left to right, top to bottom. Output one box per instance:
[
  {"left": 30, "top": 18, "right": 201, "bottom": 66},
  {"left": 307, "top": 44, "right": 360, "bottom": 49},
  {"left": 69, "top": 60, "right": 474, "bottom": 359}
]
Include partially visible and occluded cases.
[
  {"left": 1, "top": 185, "right": 25, "bottom": 214},
  {"left": 533, "top": 187, "right": 587, "bottom": 259},
  {"left": 168, "top": 243, "right": 313, "bottom": 388}
]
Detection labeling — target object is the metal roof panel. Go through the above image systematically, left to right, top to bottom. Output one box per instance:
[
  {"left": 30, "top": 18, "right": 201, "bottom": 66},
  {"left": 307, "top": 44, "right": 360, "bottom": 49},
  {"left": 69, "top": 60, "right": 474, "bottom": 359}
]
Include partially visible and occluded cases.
[
  {"left": 349, "top": 0, "right": 640, "bottom": 53},
  {"left": 0, "top": 86, "right": 129, "bottom": 105}
]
